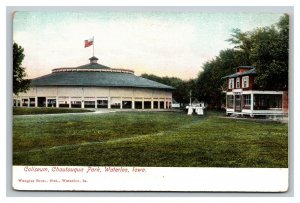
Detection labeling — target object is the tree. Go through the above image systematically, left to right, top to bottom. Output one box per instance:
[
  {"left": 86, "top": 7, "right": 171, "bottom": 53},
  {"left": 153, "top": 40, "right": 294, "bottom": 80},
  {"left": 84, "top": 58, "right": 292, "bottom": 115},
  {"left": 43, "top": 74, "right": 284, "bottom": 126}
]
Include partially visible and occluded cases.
[
  {"left": 196, "top": 14, "right": 289, "bottom": 109},
  {"left": 226, "top": 14, "right": 289, "bottom": 90},
  {"left": 13, "top": 42, "right": 30, "bottom": 95},
  {"left": 195, "top": 49, "right": 244, "bottom": 109},
  {"left": 141, "top": 73, "right": 195, "bottom": 106}
]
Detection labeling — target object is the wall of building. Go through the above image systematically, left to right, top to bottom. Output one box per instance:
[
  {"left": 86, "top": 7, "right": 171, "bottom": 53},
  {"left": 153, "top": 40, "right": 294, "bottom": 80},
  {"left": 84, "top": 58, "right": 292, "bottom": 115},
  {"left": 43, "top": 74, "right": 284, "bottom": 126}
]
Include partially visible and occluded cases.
[
  {"left": 227, "top": 75, "right": 255, "bottom": 92},
  {"left": 14, "top": 86, "right": 172, "bottom": 109},
  {"left": 17, "top": 87, "right": 171, "bottom": 97},
  {"left": 282, "top": 91, "right": 288, "bottom": 113}
]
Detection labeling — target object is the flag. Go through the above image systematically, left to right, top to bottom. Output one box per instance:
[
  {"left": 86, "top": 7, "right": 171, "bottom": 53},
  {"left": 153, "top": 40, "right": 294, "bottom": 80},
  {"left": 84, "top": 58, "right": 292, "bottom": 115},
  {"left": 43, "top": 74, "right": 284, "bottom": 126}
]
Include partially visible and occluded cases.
[{"left": 84, "top": 37, "right": 94, "bottom": 48}]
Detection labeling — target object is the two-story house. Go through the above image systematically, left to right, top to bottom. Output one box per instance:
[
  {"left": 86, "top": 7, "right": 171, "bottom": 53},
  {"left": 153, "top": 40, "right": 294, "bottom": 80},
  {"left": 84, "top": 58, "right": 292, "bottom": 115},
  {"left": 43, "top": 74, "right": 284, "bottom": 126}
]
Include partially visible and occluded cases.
[{"left": 223, "top": 66, "right": 288, "bottom": 117}]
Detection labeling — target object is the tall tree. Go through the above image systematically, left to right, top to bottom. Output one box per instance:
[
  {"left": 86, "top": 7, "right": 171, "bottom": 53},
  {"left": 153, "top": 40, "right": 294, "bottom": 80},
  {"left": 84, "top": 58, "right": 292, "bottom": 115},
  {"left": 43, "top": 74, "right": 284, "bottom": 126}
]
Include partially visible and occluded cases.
[
  {"left": 196, "top": 14, "right": 289, "bottom": 109},
  {"left": 226, "top": 14, "right": 289, "bottom": 90},
  {"left": 13, "top": 42, "right": 30, "bottom": 95},
  {"left": 195, "top": 48, "right": 245, "bottom": 108}
]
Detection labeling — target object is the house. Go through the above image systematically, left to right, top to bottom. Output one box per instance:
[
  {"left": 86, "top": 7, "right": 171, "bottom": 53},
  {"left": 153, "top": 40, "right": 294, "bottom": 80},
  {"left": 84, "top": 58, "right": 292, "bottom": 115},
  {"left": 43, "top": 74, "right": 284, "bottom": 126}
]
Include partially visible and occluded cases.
[
  {"left": 13, "top": 56, "right": 174, "bottom": 110},
  {"left": 223, "top": 66, "right": 288, "bottom": 117}
]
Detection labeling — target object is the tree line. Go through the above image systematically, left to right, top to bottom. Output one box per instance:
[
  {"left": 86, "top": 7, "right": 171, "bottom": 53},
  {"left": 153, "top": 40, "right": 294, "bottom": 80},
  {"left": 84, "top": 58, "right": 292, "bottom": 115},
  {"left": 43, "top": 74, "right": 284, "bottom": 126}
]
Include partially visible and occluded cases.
[{"left": 142, "top": 14, "right": 289, "bottom": 109}]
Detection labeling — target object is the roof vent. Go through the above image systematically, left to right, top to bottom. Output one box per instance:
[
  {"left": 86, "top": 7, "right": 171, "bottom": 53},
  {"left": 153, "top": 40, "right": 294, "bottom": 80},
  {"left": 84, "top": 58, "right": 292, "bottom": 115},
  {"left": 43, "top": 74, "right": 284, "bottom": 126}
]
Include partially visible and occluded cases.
[{"left": 89, "top": 56, "right": 99, "bottom": 64}]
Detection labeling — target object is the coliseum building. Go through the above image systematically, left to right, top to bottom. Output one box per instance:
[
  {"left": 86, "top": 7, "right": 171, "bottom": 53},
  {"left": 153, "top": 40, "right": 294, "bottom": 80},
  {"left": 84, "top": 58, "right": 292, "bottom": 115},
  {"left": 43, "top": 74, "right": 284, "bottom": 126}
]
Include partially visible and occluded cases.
[{"left": 14, "top": 56, "right": 174, "bottom": 110}]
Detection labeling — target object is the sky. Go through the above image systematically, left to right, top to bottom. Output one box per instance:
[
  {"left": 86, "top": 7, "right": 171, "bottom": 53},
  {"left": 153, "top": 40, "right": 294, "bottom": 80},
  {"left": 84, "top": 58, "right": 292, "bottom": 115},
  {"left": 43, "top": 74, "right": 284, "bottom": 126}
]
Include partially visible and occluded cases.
[{"left": 13, "top": 11, "right": 283, "bottom": 80}]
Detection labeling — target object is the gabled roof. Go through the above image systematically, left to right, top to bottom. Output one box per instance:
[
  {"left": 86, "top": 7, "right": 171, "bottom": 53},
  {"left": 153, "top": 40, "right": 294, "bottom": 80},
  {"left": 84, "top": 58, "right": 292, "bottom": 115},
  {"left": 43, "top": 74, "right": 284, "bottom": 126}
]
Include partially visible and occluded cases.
[
  {"left": 238, "top": 66, "right": 254, "bottom": 69},
  {"left": 222, "top": 67, "right": 257, "bottom": 79},
  {"left": 172, "top": 99, "right": 180, "bottom": 104},
  {"left": 192, "top": 99, "right": 200, "bottom": 105}
]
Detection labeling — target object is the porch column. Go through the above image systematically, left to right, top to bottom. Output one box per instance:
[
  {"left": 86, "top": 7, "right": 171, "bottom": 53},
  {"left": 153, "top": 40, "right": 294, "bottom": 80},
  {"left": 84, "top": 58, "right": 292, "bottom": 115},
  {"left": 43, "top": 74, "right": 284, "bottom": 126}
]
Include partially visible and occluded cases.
[
  {"left": 81, "top": 88, "right": 84, "bottom": 109},
  {"left": 250, "top": 93, "right": 254, "bottom": 117},
  {"left": 225, "top": 94, "right": 228, "bottom": 115},
  {"left": 233, "top": 94, "right": 235, "bottom": 112},
  {"left": 56, "top": 96, "right": 59, "bottom": 108},
  {"left": 35, "top": 97, "right": 38, "bottom": 107},
  {"left": 45, "top": 97, "right": 48, "bottom": 107},
  {"left": 69, "top": 97, "right": 71, "bottom": 108},
  {"left": 108, "top": 97, "right": 111, "bottom": 109},
  {"left": 120, "top": 97, "right": 123, "bottom": 109},
  {"left": 132, "top": 97, "right": 135, "bottom": 109},
  {"left": 20, "top": 98, "right": 23, "bottom": 107},
  {"left": 27, "top": 98, "right": 30, "bottom": 107},
  {"left": 81, "top": 98, "right": 84, "bottom": 108},
  {"left": 95, "top": 98, "right": 97, "bottom": 109},
  {"left": 142, "top": 98, "right": 144, "bottom": 109},
  {"left": 151, "top": 98, "right": 154, "bottom": 109},
  {"left": 164, "top": 98, "right": 166, "bottom": 109}
]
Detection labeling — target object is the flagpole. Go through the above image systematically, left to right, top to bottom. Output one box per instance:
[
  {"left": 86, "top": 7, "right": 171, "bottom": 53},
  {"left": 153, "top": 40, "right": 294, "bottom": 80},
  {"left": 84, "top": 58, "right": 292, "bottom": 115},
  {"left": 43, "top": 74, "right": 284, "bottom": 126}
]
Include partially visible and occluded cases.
[{"left": 190, "top": 90, "right": 192, "bottom": 106}]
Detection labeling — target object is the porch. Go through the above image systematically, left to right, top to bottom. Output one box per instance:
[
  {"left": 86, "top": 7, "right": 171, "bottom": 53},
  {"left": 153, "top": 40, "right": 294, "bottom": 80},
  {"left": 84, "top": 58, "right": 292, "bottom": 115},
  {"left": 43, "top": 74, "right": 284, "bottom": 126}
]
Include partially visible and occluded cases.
[{"left": 226, "top": 91, "right": 288, "bottom": 117}]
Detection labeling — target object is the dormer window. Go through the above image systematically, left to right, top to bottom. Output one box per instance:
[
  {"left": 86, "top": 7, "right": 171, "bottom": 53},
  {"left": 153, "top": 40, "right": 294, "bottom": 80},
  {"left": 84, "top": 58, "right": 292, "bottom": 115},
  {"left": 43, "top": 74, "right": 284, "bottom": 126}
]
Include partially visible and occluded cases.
[
  {"left": 242, "top": 76, "right": 249, "bottom": 88},
  {"left": 236, "top": 77, "right": 240, "bottom": 88},
  {"left": 228, "top": 78, "right": 234, "bottom": 89}
]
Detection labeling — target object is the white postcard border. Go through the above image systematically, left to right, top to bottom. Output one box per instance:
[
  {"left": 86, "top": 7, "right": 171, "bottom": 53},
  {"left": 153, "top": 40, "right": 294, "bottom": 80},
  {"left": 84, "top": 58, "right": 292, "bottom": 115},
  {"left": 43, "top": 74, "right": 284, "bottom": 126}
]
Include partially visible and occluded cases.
[
  {"left": 5, "top": 4, "right": 295, "bottom": 197},
  {"left": 13, "top": 166, "right": 288, "bottom": 192}
]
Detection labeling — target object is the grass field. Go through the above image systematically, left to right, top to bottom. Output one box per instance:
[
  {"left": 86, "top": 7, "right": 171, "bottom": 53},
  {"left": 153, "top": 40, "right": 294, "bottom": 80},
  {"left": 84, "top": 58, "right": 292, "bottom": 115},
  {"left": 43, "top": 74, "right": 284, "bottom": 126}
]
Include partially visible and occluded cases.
[
  {"left": 13, "top": 107, "right": 92, "bottom": 115},
  {"left": 13, "top": 110, "right": 288, "bottom": 167}
]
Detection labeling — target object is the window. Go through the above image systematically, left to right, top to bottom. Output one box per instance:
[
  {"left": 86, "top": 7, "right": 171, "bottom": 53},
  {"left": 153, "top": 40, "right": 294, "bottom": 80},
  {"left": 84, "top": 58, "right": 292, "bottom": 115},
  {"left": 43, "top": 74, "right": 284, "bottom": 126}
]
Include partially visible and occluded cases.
[
  {"left": 242, "top": 76, "right": 249, "bottom": 88},
  {"left": 236, "top": 77, "right": 240, "bottom": 88},
  {"left": 228, "top": 78, "right": 235, "bottom": 89},
  {"left": 243, "top": 94, "right": 251, "bottom": 109},
  {"left": 254, "top": 94, "right": 282, "bottom": 110},
  {"left": 227, "top": 95, "right": 234, "bottom": 108},
  {"left": 58, "top": 97, "right": 69, "bottom": 108},
  {"left": 70, "top": 97, "right": 81, "bottom": 108},
  {"left": 111, "top": 97, "right": 121, "bottom": 109},
  {"left": 22, "top": 98, "right": 29, "bottom": 107},
  {"left": 29, "top": 98, "right": 35, "bottom": 107},
  {"left": 47, "top": 99, "right": 56, "bottom": 107},
  {"left": 97, "top": 99, "right": 108, "bottom": 108},
  {"left": 122, "top": 100, "right": 132, "bottom": 109},
  {"left": 84, "top": 101, "right": 95, "bottom": 108},
  {"left": 134, "top": 101, "right": 143, "bottom": 109},
  {"left": 144, "top": 101, "right": 151, "bottom": 109},
  {"left": 153, "top": 101, "right": 159, "bottom": 109},
  {"left": 159, "top": 101, "right": 165, "bottom": 109}
]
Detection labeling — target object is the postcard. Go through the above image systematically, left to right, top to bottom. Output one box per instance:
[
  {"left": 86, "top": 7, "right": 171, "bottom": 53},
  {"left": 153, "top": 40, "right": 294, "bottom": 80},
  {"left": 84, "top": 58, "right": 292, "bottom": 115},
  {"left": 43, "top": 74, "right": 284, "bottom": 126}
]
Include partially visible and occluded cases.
[{"left": 12, "top": 8, "right": 289, "bottom": 192}]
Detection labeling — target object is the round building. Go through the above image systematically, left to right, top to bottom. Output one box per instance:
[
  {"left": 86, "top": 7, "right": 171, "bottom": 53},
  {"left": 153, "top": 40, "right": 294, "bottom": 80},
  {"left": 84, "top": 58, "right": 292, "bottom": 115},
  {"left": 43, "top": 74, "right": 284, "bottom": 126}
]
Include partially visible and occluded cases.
[{"left": 14, "top": 56, "right": 174, "bottom": 110}]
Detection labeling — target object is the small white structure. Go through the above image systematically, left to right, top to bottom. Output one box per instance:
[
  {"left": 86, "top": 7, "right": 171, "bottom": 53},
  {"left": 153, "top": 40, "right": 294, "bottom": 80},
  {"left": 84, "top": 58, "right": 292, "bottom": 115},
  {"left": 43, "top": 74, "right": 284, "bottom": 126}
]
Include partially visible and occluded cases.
[
  {"left": 171, "top": 99, "right": 180, "bottom": 108},
  {"left": 186, "top": 99, "right": 205, "bottom": 115}
]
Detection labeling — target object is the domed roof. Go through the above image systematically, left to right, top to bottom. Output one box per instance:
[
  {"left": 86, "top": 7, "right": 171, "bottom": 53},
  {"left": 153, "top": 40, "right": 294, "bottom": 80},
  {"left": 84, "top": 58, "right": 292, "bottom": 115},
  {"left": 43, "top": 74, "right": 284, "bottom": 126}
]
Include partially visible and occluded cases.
[
  {"left": 51, "top": 56, "right": 134, "bottom": 74},
  {"left": 31, "top": 57, "right": 175, "bottom": 90},
  {"left": 76, "top": 62, "right": 111, "bottom": 69}
]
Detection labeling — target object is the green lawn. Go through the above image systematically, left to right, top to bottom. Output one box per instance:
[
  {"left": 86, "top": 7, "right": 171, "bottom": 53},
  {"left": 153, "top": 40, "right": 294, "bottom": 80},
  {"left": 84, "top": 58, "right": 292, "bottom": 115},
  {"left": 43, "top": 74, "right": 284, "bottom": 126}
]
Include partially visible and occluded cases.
[
  {"left": 13, "top": 107, "right": 92, "bottom": 115},
  {"left": 13, "top": 111, "right": 288, "bottom": 167}
]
